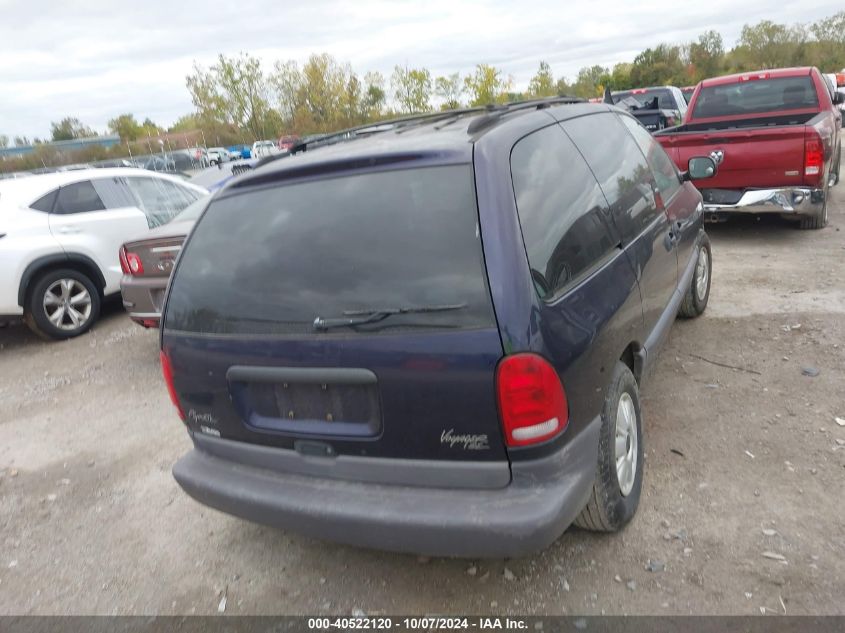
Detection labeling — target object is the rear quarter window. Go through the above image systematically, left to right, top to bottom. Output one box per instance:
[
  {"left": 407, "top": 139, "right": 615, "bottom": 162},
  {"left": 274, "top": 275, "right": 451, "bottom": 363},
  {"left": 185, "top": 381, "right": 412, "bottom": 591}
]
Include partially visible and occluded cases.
[
  {"left": 510, "top": 124, "right": 618, "bottom": 300},
  {"left": 164, "top": 165, "right": 495, "bottom": 335}
]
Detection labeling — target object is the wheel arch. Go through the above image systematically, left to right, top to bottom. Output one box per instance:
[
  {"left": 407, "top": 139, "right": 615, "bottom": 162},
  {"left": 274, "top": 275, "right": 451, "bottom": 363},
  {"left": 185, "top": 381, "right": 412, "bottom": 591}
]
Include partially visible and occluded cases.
[
  {"left": 18, "top": 253, "right": 106, "bottom": 307},
  {"left": 620, "top": 342, "right": 645, "bottom": 385}
]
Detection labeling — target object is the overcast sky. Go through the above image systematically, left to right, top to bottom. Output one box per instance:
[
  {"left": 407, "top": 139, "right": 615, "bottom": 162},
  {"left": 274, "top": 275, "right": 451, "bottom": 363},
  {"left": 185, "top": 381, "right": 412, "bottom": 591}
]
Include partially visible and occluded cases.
[{"left": 0, "top": 0, "right": 842, "bottom": 139}]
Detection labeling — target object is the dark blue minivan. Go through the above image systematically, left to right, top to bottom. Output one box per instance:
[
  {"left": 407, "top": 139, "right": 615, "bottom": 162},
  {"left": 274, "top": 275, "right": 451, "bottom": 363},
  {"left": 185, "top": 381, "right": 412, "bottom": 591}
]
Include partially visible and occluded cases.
[{"left": 161, "top": 99, "right": 716, "bottom": 557}]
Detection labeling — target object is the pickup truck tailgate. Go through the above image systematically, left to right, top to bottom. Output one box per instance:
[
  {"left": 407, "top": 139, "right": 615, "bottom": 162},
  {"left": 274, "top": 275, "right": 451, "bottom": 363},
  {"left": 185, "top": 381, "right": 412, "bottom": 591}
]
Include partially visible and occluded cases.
[{"left": 660, "top": 126, "right": 806, "bottom": 189}]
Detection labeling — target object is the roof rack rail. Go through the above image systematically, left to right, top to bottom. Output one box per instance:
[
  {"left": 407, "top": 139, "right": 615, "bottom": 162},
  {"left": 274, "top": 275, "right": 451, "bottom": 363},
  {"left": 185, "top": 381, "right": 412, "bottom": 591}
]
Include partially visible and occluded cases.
[
  {"left": 249, "top": 95, "right": 585, "bottom": 170},
  {"left": 465, "top": 95, "right": 584, "bottom": 134}
]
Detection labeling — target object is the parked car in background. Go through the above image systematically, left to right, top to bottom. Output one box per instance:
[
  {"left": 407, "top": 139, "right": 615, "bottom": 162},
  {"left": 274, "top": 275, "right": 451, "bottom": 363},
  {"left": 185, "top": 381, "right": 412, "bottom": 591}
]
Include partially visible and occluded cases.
[
  {"left": 655, "top": 67, "right": 842, "bottom": 229},
  {"left": 823, "top": 72, "right": 845, "bottom": 115},
  {"left": 611, "top": 86, "right": 688, "bottom": 131},
  {"left": 681, "top": 86, "right": 695, "bottom": 104},
  {"left": 162, "top": 99, "right": 716, "bottom": 557},
  {"left": 277, "top": 135, "right": 300, "bottom": 151},
  {"left": 251, "top": 140, "right": 280, "bottom": 158},
  {"left": 228, "top": 145, "right": 251, "bottom": 159},
  {"left": 207, "top": 147, "right": 231, "bottom": 165},
  {"left": 141, "top": 155, "right": 177, "bottom": 172},
  {"left": 0, "top": 168, "right": 207, "bottom": 339},
  {"left": 120, "top": 194, "right": 209, "bottom": 327}
]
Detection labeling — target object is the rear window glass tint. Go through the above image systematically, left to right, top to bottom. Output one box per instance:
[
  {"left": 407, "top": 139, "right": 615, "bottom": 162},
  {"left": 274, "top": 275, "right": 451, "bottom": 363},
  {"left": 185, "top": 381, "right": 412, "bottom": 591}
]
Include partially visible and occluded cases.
[
  {"left": 693, "top": 76, "right": 818, "bottom": 118},
  {"left": 613, "top": 89, "right": 676, "bottom": 110},
  {"left": 563, "top": 113, "right": 661, "bottom": 241},
  {"left": 510, "top": 124, "right": 617, "bottom": 299},
  {"left": 165, "top": 166, "right": 495, "bottom": 335},
  {"left": 54, "top": 181, "right": 106, "bottom": 214}
]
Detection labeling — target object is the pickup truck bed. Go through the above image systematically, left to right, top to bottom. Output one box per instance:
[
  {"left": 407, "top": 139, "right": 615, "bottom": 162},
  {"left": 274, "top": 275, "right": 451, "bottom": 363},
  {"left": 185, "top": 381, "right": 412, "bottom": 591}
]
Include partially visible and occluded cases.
[{"left": 655, "top": 67, "right": 842, "bottom": 229}]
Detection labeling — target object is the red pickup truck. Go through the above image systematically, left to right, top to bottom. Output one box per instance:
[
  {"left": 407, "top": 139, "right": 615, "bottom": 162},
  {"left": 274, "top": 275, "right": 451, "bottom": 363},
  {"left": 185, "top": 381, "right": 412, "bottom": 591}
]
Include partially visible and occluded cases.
[{"left": 655, "top": 67, "right": 842, "bottom": 229}]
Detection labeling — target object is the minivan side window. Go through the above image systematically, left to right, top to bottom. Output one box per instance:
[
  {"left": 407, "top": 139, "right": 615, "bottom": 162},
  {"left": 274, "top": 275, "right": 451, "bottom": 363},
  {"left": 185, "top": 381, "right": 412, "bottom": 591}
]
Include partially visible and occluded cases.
[
  {"left": 562, "top": 113, "right": 661, "bottom": 243},
  {"left": 618, "top": 114, "right": 682, "bottom": 202},
  {"left": 510, "top": 124, "right": 618, "bottom": 300},
  {"left": 53, "top": 181, "right": 106, "bottom": 214}
]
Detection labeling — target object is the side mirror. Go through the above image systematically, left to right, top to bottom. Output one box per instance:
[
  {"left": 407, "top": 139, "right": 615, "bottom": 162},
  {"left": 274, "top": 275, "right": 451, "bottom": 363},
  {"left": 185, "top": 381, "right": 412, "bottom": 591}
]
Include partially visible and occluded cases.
[
  {"left": 834, "top": 91, "right": 844, "bottom": 105},
  {"left": 684, "top": 156, "right": 717, "bottom": 181}
]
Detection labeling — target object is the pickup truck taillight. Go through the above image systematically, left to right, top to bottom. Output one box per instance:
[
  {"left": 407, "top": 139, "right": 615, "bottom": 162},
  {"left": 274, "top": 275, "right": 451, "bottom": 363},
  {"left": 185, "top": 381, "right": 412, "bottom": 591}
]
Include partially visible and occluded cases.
[{"left": 804, "top": 134, "right": 824, "bottom": 183}]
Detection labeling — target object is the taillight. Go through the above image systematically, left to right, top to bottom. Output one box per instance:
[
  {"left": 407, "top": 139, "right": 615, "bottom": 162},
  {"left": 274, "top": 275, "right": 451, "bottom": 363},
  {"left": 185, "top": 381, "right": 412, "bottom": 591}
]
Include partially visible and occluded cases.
[
  {"left": 804, "top": 134, "right": 824, "bottom": 181},
  {"left": 119, "top": 246, "right": 130, "bottom": 274},
  {"left": 125, "top": 252, "right": 143, "bottom": 275},
  {"left": 160, "top": 350, "right": 185, "bottom": 420},
  {"left": 496, "top": 353, "right": 568, "bottom": 447}
]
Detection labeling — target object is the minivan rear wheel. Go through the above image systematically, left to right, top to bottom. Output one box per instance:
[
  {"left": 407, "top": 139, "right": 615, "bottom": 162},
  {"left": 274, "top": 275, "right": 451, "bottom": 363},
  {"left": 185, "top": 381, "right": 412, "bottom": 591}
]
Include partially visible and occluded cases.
[
  {"left": 678, "top": 235, "right": 711, "bottom": 318},
  {"left": 24, "top": 269, "right": 101, "bottom": 340},
  {"left": 574, "top": 362, "right": 643, "bottom": 532}
]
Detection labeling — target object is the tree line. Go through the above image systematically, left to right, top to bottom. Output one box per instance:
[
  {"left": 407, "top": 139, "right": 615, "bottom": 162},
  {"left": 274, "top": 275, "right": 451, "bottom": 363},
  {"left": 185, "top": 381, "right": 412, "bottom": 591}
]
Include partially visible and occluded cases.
[{"left": 1, "top": 10, "right": 843, "bottom": 171}]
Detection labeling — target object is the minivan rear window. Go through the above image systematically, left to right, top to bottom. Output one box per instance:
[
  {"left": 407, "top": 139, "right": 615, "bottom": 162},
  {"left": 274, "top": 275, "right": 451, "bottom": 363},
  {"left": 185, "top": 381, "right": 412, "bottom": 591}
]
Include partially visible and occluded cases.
[
  {"left": 692, "top": 75, "right": 818, "bottom": 118},
  {"left": 164, "top": 165, "right": 495, "bottom": 335}
]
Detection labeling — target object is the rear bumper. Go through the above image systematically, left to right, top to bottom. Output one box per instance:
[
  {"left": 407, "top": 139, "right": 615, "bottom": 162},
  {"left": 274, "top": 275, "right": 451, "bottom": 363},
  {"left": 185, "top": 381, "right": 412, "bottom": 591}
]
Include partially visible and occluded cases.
[
  {"left": 702, "top": 187, "right": 824, "bottom": 218},
  {"left": 120, "top": 275, "right": 165, "bottom": 326},
  {"left": 172, "top": 416, "right": 601, "bottom": 558}
]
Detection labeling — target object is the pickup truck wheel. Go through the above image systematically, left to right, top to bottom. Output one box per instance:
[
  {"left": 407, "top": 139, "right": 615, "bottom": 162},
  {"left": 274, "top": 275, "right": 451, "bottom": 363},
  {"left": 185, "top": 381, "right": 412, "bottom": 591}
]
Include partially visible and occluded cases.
[
  {"left": 799, "top": 197, "right": 827, "bottom": 230},
  {"left": 678, "top": 235, "right": 711, "bottom": 318},
  {"left": 24, "top": 269, "right": 101, "bottom": 340},
  {"left": 574, "top": 362, "right": 643, "bottom": 532}
]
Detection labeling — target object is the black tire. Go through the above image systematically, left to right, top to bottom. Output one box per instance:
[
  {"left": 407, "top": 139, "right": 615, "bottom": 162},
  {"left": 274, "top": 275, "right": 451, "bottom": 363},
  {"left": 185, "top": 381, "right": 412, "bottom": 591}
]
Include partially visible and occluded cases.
[
  {"left": 833, "top": 145, "right": 840, "bottom": 186},
  {"left": 799, "top": 196, "right": 828, "bottom": 230},
  {"left": 678, "top": 234, "right": 711, "bottom": 318},
  {"left": 24, "top": 268, "right": 101, "bottom": 340},
  {"left": 574, "top": 362, "right": 644, "bottom": 532}
]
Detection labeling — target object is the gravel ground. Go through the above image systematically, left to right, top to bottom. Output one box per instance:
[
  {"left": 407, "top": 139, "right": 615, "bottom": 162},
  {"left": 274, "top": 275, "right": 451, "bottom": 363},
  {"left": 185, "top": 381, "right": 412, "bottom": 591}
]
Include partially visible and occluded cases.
[{"left": 1, "top": 174, "right": 843, "bottom": 616}]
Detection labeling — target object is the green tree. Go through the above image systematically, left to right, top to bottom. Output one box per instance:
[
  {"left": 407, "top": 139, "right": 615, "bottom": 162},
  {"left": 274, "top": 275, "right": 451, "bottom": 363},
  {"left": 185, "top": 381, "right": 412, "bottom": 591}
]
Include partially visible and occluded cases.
[
  {"left": 807, "top": 11, "right": 845, "bottom": 70},
  {"left": 732, "top": 20, "right": 806, "bottom": 70},
  {"left": 688, "top": 31, "right": 724, "bottom": 82},
  {"left": 630, "top": 45, "right": 685, "bottom": 86},
  {"left": 187, "top": 53, "right": 272, "bottom": 140},
  {"left": 527, "top": 61, "right": 556, "bottom": 97},
  {"left": 609, "top": 63, "right": 633, "bottom": 90},
  {"left": 464, "top": 64, "right": 512, "bottom": 106},
  {"left": 570, "top": 65, "right": 610, "bottom": 98},
  {"left": 391, "top": 66, "right": 433, "bottom": 113},
  {"left": 362, "top": 71, "right": 387, "bottom": 118},
  {"left": 435, "top": 73, "right": 463, "bottom": 109},
  {"left": 108, "top": 114, "right": 142, "bottom": 141},
  {"left": 50, "top": 117, "right": 96, "bottom": 141},
  {"left": 0, "top": 135, "right": 8, "bottom": 148}
]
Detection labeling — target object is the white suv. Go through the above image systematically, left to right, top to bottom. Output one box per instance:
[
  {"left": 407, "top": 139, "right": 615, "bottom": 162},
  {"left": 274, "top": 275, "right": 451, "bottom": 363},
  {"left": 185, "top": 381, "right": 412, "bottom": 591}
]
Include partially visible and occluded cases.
[{"left": 0, "top": 169, "right": 207, "bottom": 339}]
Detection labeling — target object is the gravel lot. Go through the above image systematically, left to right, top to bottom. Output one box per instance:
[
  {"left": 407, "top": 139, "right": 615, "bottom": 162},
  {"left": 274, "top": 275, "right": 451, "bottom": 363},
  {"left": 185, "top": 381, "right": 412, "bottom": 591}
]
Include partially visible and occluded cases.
[{"left": 1, "top": 172, "right": 844, "bottom": 616}]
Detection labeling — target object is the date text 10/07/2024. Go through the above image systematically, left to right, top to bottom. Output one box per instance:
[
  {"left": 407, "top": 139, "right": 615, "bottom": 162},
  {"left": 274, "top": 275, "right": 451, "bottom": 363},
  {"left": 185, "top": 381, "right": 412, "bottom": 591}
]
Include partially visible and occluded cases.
[{"left": 308, "top": 617, "right": 530, "bottom": 630}]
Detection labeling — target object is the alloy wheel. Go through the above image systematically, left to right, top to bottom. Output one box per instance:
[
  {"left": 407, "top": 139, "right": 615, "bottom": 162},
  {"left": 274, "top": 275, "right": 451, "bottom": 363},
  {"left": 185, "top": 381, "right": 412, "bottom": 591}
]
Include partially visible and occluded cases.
[{"left": 43, "top": 279, "right": 93, "bottom": 331}]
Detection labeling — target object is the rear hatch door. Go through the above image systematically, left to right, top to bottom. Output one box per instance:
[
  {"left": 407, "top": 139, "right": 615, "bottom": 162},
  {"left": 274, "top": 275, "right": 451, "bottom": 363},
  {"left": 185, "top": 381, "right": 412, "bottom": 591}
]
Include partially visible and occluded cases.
[{"left": 162, "top": 163, "right": 509, "bottom": 486}]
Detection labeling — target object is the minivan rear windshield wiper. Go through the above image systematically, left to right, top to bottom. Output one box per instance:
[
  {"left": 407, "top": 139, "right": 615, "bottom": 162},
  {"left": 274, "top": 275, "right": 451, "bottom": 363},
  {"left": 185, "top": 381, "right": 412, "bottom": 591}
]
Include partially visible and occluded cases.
[{"left": 312, "top": 303, "right": 467, "bottom": 331}]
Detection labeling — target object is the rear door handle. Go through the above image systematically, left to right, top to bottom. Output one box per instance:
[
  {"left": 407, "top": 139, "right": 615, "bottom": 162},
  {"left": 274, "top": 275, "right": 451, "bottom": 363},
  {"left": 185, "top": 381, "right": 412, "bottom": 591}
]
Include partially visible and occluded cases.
[{"left": 57, "top": 225, "right": 81, "bottom": 234}]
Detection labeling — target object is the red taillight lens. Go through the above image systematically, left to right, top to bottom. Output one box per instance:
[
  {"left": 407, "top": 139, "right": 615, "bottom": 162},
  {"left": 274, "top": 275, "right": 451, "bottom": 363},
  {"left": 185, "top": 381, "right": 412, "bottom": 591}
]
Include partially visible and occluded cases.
[
  {"left": 804, "top": 135, "right": 824, "bottom": 180},
  {"left": 119, "top": 247, "right": 130, "bottom": 274},
  {"left": 125, "top": 252, "right": 143, "bottom": 275},
  {"left": 160, "top": 350, "right": 185, "bottom": 420},
  {"left": 496, "top": 353, "right": 568, "bottom": 447}
]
